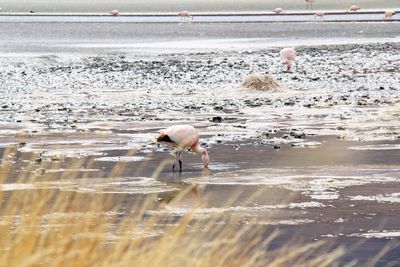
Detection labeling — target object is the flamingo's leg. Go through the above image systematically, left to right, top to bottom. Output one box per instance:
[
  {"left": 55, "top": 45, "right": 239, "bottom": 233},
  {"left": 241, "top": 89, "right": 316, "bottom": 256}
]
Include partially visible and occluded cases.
[
  {"left": 172, "top": 151, "right": 178, "bottom": 172},
  {"left": 172, "top": 151, "right": 183, "bottom": 172},
  {"left": 178, "top": 151, "right": 183, "bottom": 172}
]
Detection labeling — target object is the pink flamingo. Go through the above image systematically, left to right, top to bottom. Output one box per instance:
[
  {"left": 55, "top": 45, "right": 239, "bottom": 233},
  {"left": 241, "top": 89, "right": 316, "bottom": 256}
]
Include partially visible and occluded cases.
[
  {"left": 305, "top": 0, "right": 316, "bottom": 10},
  {"left": 349, "top": 5, "right": 360, "bottom": 12},
  {"left": 273, "top": 8, "right": 286, "bottom": 14},
  {"left": 110, "top": 10, "right": 120, "bottom": 16},
  {"left": 178, "top": 10, "right": 193, "bottom": 21},
  {"left": 314, "top": 11, "right": 325, "bottom": 19},
  {"left": 384, "top": 11, "right": 395, "bottom": 19},
  {"left": 280, "top": 48, "right": 296, "bottom": 72},
  {"left": 157, "top": 125, "right": 209, "bottom": 172}
]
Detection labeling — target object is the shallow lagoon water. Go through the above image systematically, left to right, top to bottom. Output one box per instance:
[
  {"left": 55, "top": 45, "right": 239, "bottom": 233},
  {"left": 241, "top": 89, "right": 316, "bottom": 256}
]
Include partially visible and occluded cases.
[{"left": 0, "top": 17, "right": 400, "bottom": 265}]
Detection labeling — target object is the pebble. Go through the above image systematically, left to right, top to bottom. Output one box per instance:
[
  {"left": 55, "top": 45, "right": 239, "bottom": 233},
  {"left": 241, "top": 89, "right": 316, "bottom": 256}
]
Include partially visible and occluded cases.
[{"left": 212, "top": 116, "right": 223, "bottom": 123}]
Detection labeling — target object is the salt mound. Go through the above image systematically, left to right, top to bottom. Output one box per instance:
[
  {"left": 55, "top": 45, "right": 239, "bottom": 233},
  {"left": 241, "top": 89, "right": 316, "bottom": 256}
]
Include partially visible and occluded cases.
[{"left": 241, "top": 73, "right": 285, "bottom": 92}]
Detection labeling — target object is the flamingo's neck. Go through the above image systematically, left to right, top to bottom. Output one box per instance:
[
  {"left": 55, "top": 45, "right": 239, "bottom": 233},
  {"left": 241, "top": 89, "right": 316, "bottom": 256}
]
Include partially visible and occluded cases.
[
  {"left": 287, "top": 61, "right": 294, "bottom": 71},
  {"left": 193, "top": 145, "right": 209, "bottom": 167}
]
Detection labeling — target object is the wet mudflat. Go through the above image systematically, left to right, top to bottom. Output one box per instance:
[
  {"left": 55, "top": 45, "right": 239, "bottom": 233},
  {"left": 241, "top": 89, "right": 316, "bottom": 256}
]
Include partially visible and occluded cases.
[{"left": 0, "top": 19, "right": 400, "bottom": 265}]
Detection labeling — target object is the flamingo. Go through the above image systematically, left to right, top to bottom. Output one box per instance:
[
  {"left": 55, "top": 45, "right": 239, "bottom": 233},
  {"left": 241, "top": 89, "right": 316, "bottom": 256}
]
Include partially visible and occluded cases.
[
  {"left": 305, "top": 0, "right": 316, "bottom": 10},
  {"left": 349, "top": 5, "right": 360, "bottom": 12},
  {"left": 273, "top": 8, "right": 286, "bottom": 14},
  {"left": 110, "top": 10, "right": 120, "bottom": 16},
  {"left": 178, "top": 10, "right": 193, "bottom": 21},
  {"left": 384, "top": 10, "right": 395, "bottom": 19},
  {"left": 314, "top": 11, "right": 325, "bottom": 19},
  {"left": 280, "top": 48, "right": 296, "bottom": 72},
  {"left": 157, "top": 125, "right": 209, "bottom": 172}
]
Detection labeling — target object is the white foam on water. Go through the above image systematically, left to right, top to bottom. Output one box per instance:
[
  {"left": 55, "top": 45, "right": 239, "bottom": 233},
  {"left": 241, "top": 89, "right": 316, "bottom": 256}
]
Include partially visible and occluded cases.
[
  {"left": 291, "top": 141, "right": 322, "bottom": 148},
  {"left": 0, "top": 142, "right": 17, "bottom": 148},
  {"left": 349, "top": 144, "right": 400, "bottom": 151},
  {"left": 94, "top": 156, "right": 147, "bottom": 162},
  {"left": 184, "top": 166, "right": 400, "bottom": 200},
  {"left": 46, "top": 168, "right": 100, "bottom": 173},
  {"left": 0, "top": 177, "right": 177, "bottom": 194},
  {"left": 0, "top": 183, "right": 37, "bottom": 191},
  {"left": 350, "top": 193, "right": 400, "bottom": 203},
  {"left": 147, "top": 201, "right": 324, "bottom": 219},
  {"left": 287, "top": 201, "right": 325, "bottom": 209},
  {"left": 42, "top": 211, "right": 123, "bottom": 219},
  {"left": 255, "top": 218, "right": 315, "bottom": 225},
  {"left": 349, "top": 230, "right": 400, "bottom": 239}
]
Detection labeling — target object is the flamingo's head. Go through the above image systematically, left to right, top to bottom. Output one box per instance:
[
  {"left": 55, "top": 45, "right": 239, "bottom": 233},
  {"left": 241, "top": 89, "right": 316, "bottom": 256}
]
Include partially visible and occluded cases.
[
  {"left": 286, "top": 61, "right": 294, "bottom": 72},
  {"left": 201, "top": 149, "right": 209, "bottom": 167}
]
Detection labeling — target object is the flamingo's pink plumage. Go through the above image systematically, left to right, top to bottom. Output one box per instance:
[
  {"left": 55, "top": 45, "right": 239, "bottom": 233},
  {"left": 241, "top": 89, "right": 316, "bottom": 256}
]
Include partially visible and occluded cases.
[
  {"left": 349, "top": 5, "right": 360, "bottom": 12},
  {"left": 273, "top": 8, "right": 286, "bottom": 14},
  {"left": 384, "top": 11, "right": 395, "bottom": 19},
  {"left": 280, "top": 48, "right": 296, "bottom": 72}
]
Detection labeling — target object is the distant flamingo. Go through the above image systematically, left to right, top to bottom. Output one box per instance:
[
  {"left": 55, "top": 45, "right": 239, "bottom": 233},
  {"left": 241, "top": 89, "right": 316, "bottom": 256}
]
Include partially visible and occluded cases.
[
  {"left": 305, "top": 0, "right": 316, "bottom": 10},
  {"left": 349, "top": 5, "right": 360, "bottom": 12},
  {"left": 273, "top": 8, "right": 286, "bottom": 14},
  {"left": 110, "top": 10, "right": 120, "bottom": 16},
  {"left": 178, "top": 10, "right": 193, "bottom": 22},
  {"left": 384, "top": 10, "right": 395, "bottom": 19},
  {"left": 314, "top": 11, "right": 325, "bottom": 19},
  {"left": 280, "top": 48, "right": 296, "bottom": 72},
  {"left": 157, "top": 125, "right": 209, "bottom": 172}
]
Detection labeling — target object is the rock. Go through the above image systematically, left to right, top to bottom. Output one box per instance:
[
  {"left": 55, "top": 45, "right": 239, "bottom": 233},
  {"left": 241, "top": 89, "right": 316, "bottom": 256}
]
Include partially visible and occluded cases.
[
  {"left": 357, "top": 100, "right": 368, "bottom": 106},
  {"left": 284, "top": 101, "right": 295, "bottom": 106},
  {"left": 212, "top": 116, "right": 223, "bottom": 123},
  {"left": 290, "top": 131, "right": 305, "bottom": 139},
  {"left": 51, "top": 156, "right": 61, "bottom": 161}
]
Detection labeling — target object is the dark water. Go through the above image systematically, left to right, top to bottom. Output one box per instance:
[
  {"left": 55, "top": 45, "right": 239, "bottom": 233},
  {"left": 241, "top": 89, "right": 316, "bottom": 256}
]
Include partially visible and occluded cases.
[
  {"left": 0, "top": 0, "right": 399, "bottom": 13},
  {"left": 0, "top": 12, "right": 399, "bottom": 23},
  {"left": 0, "top": 19, "right": 399, "bottom": 56}
]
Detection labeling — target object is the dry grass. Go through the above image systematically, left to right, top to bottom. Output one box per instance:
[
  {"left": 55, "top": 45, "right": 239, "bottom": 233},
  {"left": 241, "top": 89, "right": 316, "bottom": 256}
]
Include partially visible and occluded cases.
[
  {"left": 241, "top": 73, "right": 285, "bottom": 92},
  {"left": 0, "top": 145, "right": 346, "bottom": 267}
]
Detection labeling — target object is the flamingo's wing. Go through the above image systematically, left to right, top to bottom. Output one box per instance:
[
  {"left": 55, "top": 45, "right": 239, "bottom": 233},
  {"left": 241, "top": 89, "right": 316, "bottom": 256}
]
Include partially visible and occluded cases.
[{"left": 162, "top": 125, "right": 199, "bottom": 148}]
